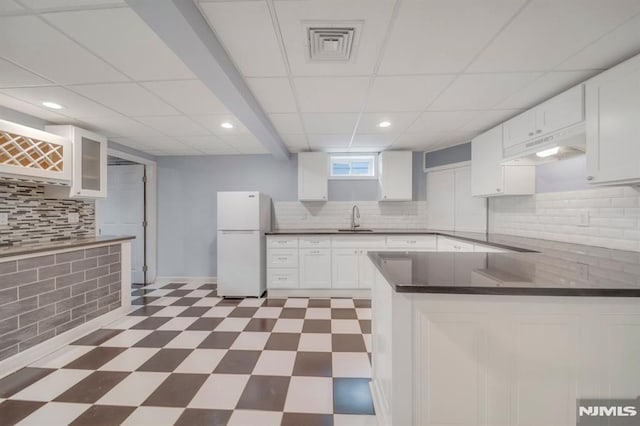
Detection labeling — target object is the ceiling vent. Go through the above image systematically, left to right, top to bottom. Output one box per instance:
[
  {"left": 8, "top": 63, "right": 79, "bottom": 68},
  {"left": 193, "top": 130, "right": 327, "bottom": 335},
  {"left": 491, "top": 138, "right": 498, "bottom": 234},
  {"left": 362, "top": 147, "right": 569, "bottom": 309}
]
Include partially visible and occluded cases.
[{"left": 305, "top": 22, "right": 362, "bottom": 62}]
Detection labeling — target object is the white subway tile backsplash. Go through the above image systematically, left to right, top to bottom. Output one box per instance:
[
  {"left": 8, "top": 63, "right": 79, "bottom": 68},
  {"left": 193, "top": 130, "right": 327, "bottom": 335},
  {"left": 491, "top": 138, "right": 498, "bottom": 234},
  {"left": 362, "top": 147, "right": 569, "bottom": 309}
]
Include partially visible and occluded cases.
[
  {"left": 490, "top": 186, "right": 640, "bottom": 252},
  {"left": 273, "top": 201, "right": 429, "bottom": 230}
]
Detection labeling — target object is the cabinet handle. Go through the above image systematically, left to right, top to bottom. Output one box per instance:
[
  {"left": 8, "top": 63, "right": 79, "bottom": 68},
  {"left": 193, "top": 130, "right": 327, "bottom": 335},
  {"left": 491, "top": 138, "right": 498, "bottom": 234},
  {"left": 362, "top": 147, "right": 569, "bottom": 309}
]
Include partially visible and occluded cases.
[
  {"left": 536, "top": 129, "right": 542, "bottom": 134},
  {"left": 528, "top": 132, "right": 534, "bottom": 136},
  {"left": 587, "top": 176, "right": 594, "bottom": 181},
  {"left": 496, "top": 188, "right": 501, "bottom": 192},
  {"left": 384, "top": 195, "right": 387, "bottom": 199},
  {"left": 408, "top": 240, "right": 416, "bottom": 244}
]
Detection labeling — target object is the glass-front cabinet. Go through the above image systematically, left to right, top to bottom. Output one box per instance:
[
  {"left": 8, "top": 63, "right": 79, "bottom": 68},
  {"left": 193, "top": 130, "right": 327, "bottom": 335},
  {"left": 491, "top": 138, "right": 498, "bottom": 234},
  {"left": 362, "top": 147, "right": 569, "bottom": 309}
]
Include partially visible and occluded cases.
[{"left": 44, "top": 125, "right": 107, "bottom": 199}]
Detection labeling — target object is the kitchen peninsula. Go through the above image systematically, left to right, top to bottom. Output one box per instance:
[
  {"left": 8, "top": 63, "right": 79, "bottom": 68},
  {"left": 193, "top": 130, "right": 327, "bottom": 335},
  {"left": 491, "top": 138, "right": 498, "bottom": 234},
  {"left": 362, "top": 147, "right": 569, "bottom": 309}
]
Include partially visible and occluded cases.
[{"left": 368, "top": 234, "right": 640, "bottom": 426}]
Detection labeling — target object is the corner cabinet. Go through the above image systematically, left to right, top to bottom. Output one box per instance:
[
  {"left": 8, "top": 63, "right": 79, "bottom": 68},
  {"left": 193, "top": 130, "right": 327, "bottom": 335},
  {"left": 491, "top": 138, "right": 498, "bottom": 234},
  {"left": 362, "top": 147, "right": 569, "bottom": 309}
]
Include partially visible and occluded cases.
[
  {"left": 585, "top": 53, "right": 640, "bottom": 185},
  {"left": 0, "top": 119, "right": 72, "bottom": 185},
  {"left": 44, "top": 125, "right": 107, "bottom": 199},
  {"left": 471, "top": 125, "right": 535, "bottom": 197},
  {"left": 379, "top": 151, "right": 412, "bottom": 201},
  {"left": 298, "top": 152, "right": 328, "bottom": 201}
]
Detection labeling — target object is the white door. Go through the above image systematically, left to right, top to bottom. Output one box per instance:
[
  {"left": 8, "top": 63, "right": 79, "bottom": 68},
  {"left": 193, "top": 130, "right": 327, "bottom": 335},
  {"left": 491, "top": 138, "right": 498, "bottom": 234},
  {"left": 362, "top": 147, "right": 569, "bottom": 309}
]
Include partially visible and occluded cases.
[
  {"left": 502, "top": 109, "right": 536, "bottom": 148},
  {"left": 97, "top": 164, "right": 145, "bottom": 284},
  {"left": 454, "top": 167, "right": 487, "bottom": 233},
  {"left": 426, "top": 169, "right": 455, "bottom": 231},
  {"left": 217, "top": 230, "right": 262, "bottom": 297},
  {"left": 331, "top": 248, "right": 359, "bottom": 288},
  {"left": 357, "top": 249, "right": 378, "bottom": 288}
]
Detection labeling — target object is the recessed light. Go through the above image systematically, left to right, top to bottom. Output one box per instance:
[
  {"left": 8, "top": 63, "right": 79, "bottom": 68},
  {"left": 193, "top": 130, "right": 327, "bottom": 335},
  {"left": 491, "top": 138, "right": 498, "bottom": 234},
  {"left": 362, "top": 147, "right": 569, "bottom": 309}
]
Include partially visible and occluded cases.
[
  {"left": 42, "top": 101, "right": 63, "bottom": 110},
  {"left": 377, "top": 121, "right": 391, "bottom": 128},
  {"left": 221, "top": 122, "right": 234, "bottom": 129},
  {"left": 536, "top": 146, "right": 560, "bottom": 158}
]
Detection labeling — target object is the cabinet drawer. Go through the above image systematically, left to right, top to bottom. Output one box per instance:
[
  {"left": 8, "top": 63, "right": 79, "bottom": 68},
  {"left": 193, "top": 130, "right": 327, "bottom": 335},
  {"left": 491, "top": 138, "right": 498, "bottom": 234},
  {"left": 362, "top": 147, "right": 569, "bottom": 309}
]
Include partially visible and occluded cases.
[
  {"left": 386, "top": 235, "right": 436, "bottom": 249},
  {"left": 299, "top": 236, "right": 331, "bottom": 248},
  {"left": 331, "top": 236, "right": 387, "bottom": 248},
  {"left": 268, "top": 237, "right": 298, "bottom": 249},
  {"left": 438, "top": 237, "right": 475, "bottom": 252},
  {"left": 268, "top": 249, "right": 298, "bottom": 268},
  {"left": 268, "top": 268, "right": 299, "bottom": 288}
]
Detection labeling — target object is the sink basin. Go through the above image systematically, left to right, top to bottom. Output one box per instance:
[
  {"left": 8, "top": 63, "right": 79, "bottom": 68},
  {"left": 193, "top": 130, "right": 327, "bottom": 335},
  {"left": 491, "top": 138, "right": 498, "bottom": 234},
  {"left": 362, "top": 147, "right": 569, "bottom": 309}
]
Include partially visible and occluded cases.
[{"left": 337, "top": 228, "right": 374, "bottom": 232}]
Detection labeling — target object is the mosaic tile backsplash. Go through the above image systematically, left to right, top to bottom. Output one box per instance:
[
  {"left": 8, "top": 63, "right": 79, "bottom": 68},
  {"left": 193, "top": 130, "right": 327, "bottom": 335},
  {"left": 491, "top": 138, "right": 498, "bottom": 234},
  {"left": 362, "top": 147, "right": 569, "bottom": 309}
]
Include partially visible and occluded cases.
[{"left": 0, "top": 179, "right": 95, "bottom": 246}]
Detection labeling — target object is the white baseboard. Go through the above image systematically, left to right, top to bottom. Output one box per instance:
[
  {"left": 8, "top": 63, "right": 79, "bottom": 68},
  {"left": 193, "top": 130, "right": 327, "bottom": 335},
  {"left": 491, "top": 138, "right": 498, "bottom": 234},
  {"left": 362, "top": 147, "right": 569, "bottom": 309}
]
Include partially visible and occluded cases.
[
  {"left": 154, "top": 276, "right": 216, "bottom": 284},
  {"left": 267, "top": 288, "right": 371, "bottom": 298},
  {"left": 0, "top": 307, "right": 130, "bottom": 378}
]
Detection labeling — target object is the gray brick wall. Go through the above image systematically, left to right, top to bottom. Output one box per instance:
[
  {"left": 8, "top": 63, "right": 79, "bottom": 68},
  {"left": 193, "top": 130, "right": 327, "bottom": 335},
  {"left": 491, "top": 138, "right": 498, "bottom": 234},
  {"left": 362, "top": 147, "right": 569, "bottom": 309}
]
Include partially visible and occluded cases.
[
  {"left": 0, "top": 180, "right": 95, "bottom": 246},
  {"left": 0, "top": 244, "right": 121, "bottom": 361}
]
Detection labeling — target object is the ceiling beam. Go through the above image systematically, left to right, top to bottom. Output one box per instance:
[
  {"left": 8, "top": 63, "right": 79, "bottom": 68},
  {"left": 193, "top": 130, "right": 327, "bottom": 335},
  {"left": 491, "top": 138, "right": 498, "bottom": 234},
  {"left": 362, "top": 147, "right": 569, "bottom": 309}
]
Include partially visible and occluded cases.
[{"left": 126, "top": 0, "right": 290, "bottom": 159}]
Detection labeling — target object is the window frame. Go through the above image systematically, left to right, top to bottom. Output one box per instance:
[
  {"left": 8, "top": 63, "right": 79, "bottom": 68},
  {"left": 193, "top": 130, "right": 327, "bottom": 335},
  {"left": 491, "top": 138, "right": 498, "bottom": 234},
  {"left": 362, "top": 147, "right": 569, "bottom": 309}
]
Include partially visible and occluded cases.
[{"left": 328, "top": 153, "right": 378, "bottom": 180}]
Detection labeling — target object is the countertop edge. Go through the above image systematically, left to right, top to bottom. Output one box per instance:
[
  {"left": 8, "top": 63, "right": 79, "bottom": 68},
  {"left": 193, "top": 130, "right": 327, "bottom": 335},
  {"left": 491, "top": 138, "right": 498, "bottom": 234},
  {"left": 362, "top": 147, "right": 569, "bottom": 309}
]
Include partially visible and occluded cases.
[{"left": 0, "top": 236, "right": 136, "bottom": 259}]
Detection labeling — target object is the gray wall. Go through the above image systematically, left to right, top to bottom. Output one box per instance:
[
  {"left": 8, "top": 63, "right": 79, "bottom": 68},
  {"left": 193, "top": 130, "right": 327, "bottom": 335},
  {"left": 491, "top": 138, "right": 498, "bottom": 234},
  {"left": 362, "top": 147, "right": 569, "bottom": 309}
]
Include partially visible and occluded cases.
[{"left": 424, "top": 142, "right": 471, "bottom": 169}]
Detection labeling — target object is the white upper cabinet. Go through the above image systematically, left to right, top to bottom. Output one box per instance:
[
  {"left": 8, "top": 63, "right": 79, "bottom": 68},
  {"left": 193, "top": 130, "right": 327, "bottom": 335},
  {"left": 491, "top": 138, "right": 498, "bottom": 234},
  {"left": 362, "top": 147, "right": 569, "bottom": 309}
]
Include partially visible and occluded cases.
[
  {"left": 585, "top": 54, "right": 640, "bottom": 185},
  {"left": 503, "top": 85, "right": 584, "bottom": 150},
  {"left": 44, "top": 125, "right": 107, "bottom": 199},
  {"left": 471, "top": 125, "right": 535, "bottom": 197},
  {"left": 298, "top": 151, "right": 328, "bottom": 201},
  {"left": 379, "top": 151, "right": 412, "bottom": 201}
]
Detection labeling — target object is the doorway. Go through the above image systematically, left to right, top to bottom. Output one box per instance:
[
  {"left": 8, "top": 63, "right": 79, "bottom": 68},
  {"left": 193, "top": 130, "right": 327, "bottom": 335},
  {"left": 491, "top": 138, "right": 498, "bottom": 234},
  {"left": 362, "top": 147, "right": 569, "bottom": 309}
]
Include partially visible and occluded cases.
[{"left": 95, "top": 149, "right": 157, "bottom": 286}]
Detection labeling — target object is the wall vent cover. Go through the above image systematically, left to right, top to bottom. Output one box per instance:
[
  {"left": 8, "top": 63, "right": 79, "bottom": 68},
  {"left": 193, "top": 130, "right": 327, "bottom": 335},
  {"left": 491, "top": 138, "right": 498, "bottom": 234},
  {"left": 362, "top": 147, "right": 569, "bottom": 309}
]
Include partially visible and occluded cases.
[{"left": 306, "top": 23, "right": 361, "bottom": 62}]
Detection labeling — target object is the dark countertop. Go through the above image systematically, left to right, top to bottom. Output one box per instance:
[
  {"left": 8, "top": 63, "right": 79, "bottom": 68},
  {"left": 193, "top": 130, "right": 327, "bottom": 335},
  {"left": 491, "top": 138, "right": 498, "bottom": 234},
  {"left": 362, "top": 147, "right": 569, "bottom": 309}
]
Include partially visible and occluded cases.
[{"left": 0, "top": 235, "right": 136, "bottom": 259}]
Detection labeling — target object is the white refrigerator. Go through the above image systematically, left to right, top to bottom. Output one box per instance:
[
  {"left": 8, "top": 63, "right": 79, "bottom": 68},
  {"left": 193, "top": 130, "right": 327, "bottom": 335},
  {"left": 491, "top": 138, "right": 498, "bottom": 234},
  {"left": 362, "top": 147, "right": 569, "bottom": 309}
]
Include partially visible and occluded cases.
[{"left": 216, "top": 191, "right": 271, "bottom": 297}]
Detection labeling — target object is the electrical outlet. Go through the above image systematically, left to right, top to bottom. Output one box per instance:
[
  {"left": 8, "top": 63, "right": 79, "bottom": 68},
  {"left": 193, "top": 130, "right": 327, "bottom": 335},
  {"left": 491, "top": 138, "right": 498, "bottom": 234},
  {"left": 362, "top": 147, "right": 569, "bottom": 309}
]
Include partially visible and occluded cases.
[
  {"left": 578, "top": 210, "right": 590, "bottom": 227},
  {"left": 0, "top": 213, "right": 8, "bottom": 226},
  {"left": 67, "top": 213, "right": 80, "bottom": 224}
]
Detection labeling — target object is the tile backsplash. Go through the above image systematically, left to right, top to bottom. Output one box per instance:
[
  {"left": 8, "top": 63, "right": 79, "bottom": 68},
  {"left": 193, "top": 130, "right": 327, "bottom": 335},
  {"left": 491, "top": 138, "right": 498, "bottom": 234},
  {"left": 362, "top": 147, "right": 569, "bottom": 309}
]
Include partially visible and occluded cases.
[
  {"left": 0, "top": 180, "right": 95, "bottom": 246},
  {"left": 490, "top": 186, "right": 640, "bottom": 252},
  {"left": 274, "top": 201, "right": 429, "bottom": 230}
]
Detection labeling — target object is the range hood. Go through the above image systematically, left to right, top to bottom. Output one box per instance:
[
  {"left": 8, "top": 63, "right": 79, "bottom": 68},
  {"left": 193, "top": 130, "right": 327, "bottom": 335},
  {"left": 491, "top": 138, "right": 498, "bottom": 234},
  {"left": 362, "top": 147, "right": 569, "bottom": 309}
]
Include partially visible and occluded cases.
[{"left": 501, "top": 122, "right": 586, "bottom": 165}]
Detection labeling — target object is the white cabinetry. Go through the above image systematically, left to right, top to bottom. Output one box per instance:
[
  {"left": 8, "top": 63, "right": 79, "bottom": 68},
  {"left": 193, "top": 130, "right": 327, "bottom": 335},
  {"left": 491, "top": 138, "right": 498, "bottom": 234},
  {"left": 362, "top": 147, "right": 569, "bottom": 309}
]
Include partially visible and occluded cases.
[
  {"left": 585, "top": 54, "right": 640, "bottom": 185},
  {"left": 502, "top": 85, "right": 584, "bottom": 149},
  {"left": 0, "top": 119, "right": 72, "bottom": 185},
  {"left": 44, "top": 125, "right": 107, "bottom": 199},
  {"left": 471, "top": 125, "right": 535, "bottom": 197},
  {"left": 379, "top": 151, "right": 412, "bottom": 201},
  {"left": 298, "top": 152, "right": 328, "bottom": 201},
  {"left": 427, "top": 166, "right": 487, "bottom": 232},
  {"left": 332, "top": 236, "right": 387, "bottom": 289},
  {"left": 267, "top": 237, "right": 299, "bottom": 289},
  {"left": 299, "top": 237, "right": 331, "bottom": 288},
  {"left": 331, "top": 248, "right": 359, "bottom": 289}
]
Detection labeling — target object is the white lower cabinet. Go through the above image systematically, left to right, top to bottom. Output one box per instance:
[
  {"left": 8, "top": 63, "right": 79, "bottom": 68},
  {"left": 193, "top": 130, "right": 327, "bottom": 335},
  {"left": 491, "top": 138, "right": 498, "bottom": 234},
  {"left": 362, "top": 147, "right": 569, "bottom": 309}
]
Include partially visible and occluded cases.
[
  {"left": 299, "top": 248, "right": 331, "bottom": 288},
  {"left": 331, "top": 248, "right": 359, "bottom": 289},
  {"left": 357, "top": 250, "right": 376, "bottom": 288},
  {"left": 268, "top": 268, "right": 298, "bottom": 288}
]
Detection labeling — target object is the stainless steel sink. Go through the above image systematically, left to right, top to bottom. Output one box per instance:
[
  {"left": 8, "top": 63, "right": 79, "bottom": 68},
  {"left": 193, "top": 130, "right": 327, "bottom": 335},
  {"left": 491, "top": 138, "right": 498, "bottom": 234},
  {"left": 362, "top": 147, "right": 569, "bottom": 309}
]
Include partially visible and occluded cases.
[{"left": 337, "top": 228, "right": 374, "bottom": 232}]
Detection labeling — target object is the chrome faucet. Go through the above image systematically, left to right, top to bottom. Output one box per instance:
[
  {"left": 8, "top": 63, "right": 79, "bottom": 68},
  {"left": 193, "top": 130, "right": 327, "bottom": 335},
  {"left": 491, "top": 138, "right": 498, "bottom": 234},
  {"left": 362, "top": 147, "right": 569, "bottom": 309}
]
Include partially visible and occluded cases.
[{"left": 351, "top": 205, "right": 361, "bottom": 231}]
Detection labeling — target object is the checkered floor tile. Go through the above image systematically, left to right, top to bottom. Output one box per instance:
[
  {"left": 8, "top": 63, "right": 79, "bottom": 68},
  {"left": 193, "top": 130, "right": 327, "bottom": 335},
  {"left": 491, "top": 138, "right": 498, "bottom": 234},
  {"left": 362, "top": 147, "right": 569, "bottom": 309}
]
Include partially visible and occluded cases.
[{"left": 0, "top": 282, "right": 376, "bottom": 425}]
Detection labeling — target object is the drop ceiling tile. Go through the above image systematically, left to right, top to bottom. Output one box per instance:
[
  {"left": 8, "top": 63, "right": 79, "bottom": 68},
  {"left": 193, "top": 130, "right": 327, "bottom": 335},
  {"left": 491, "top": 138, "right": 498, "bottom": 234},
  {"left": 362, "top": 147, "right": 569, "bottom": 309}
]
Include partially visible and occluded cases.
[
  {"left": 18, "top": 0, "right": 124, "bottom": 10},
  {"left": 273, "top": 0, "right": 395, "bottom": 76},
  {"left": 378, "top": 0, "right": 527, "bottom": 75},
  {"left": 468, "top": 0, "right": 640, "bottom": 72},
  {"left": 0, "top": 1, "right": 25, "bottom": 14},
  {"left": 199, "top": 1, "right": 287, "bottom": 77},
  {"left": 43, "top": 8, "right": 195, "bottom": 81},
  {"left": 558, "top": 13, "right": 640, "bottom": 71},
  {"left": 0, "top": 15, "right": 127, "bottom": 84},
  {"left": 0, "top": 58, "right": 52, "bottom": 88},
  {"left": 496, "top": 71, "right": 597, "bottom": 110},
  {"left": 429, "top": 72, "right": 541, "bottom": 111},
  {"left": 365, "top": 75, "right": 455, "bottom": 112},
  {"left": 294, "top": 77, "right": 370, "bottom": 113},
  {"left": 246, "top": 78, "right": 297, "bottom": 113},
  {"left": 142, "top": 80, "right": 229, "bottom": 115},
  {"left": 70, "top": 83, "right": 179, "bottom": 116},
  {"left": 1, "top": 86, "right": 120, "bottom": 118},
  {"left": 0, "top": 92, "right": 73, "bottom": 122},
  {"left": 459, "top": 109, "right": 522, "bottom": 134},
  {"left": 405, "top": 111, "right": 479, "bottom": 134},
  {"left": 356, "top": 112, "right": 420, "bottom": 134},
  {"left": 268, "top": 113, "right": 305, "bottom": 134},
  {"left": 302, "top": 113, "right": 358, "bottom": 134},
  {"left": 77, "top": 115, "right": 168, "bottom": 139},
  {"left": 190, "top": 115, "right": 250, "bottom": 135},
  {"left": 135, "top": 116, "right": 210, "bottom": 137},
  {"left": 351, "top": 133, "right": 397, "bottom": 149},
  {"left": 392, "top": 133, "right": 440, "bottom": 150},
  {"left": 217, "top": 134, "right": 269, "bottom": 154},
  {"left": 280, "top": 134, "right": 309, "bottom": 152},
  {"left": 307, "top": 134, "right": 351, "bottom": 151},
  {"left": 177, "top": 135, "right": 238, "bottom": 155},
  {"left": 109, "top": 137, "right": 158, "bottom": 152},
  {"left": 157, "top": 146, "right": 204, "bottom": 156}
]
